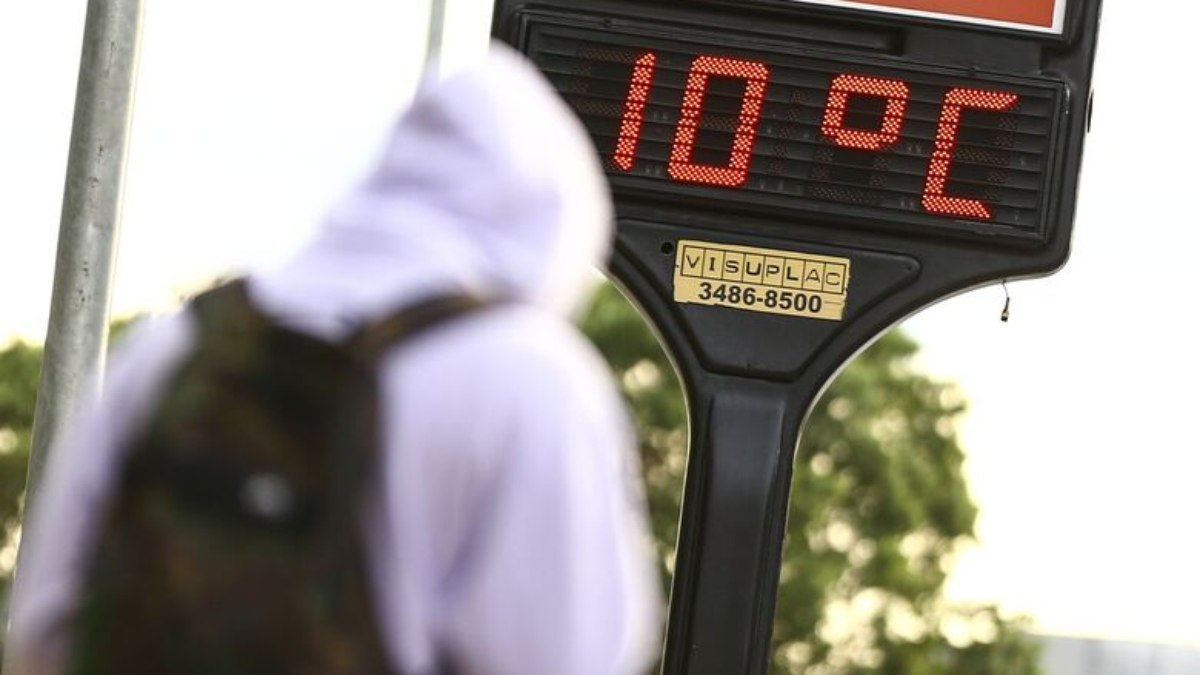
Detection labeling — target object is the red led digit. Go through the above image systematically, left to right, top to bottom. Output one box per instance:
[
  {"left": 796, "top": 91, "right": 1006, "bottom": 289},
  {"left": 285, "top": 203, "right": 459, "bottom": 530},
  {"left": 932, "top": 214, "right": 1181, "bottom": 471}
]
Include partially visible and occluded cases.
[
  {"left": 612, "top": 52, "right": 657, "bottom": 172},
  {"left": 668, "top": 55, "right": 770, "bottom": 188},
  {"left": 821, "top": 74, "right": 910, "bottom": 151},
  {"left": 923, "top": 87, "right": 1020, "bottom": 219}
]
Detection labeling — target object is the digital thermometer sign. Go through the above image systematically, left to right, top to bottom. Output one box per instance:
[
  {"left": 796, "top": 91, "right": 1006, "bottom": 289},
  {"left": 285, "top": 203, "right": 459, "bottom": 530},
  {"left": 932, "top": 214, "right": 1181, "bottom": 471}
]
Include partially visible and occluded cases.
[
  {"left": 495, "top": 3, "right": 1101, "bottom": 674},
  {"left": 528, "top": 23, "right": 1063, "bottom": 243}
]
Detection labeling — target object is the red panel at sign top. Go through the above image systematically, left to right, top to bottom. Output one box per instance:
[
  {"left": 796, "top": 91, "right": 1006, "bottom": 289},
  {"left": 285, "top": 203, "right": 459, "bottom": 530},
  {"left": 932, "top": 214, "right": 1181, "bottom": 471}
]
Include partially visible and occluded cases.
[{"left": 793, "top": 0, "right": 1061, "bottom": 29}]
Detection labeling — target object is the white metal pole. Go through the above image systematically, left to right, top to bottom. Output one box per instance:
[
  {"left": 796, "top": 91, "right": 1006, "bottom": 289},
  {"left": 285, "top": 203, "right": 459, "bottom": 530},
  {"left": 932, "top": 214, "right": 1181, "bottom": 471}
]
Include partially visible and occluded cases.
[
  {"left": 3, "top": 0, "right": 142, "bottom": 659},
  {"left": 426, "top": 0, "right": 448, "bottom": 72}
]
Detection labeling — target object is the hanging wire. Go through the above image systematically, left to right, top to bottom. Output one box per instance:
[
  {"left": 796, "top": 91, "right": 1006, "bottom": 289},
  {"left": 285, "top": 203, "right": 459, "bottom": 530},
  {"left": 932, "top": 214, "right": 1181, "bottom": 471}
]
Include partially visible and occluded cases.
[{"left": 1000, "top": 281, "right": 1011, "bottom": 323}]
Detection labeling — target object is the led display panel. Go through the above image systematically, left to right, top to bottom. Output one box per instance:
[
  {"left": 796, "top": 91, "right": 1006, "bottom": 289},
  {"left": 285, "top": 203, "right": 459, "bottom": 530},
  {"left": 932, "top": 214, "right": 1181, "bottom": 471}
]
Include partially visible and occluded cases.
[{"left": 526, "top": 19, "right": 1066, "bottom": 244}]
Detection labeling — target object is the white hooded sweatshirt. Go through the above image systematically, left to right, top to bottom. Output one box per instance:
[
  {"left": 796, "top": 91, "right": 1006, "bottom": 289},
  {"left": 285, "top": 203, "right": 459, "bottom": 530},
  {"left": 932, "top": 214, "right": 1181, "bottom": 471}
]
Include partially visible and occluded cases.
[{"left": 8, "top": 45, "right": 661, "bottom": 675}]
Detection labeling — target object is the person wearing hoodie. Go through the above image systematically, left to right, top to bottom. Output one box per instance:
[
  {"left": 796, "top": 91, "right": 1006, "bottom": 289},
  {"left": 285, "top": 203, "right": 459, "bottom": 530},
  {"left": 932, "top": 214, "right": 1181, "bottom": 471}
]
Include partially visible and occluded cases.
[{"left": 6, "top": 44, "right": 662, "bottom": 674}]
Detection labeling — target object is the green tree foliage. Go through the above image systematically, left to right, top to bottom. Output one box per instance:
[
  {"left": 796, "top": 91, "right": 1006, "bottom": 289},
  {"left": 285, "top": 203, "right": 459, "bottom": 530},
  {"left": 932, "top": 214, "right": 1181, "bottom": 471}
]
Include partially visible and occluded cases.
[
  {"left": 581, "top": 283, "right": 1041, "bottom": 675},
  {"left": 0, "top": 319, "right": 136, "bottom": 628},
  {"left": 0, "top": 340, "right": 41, "bottom": 617}
]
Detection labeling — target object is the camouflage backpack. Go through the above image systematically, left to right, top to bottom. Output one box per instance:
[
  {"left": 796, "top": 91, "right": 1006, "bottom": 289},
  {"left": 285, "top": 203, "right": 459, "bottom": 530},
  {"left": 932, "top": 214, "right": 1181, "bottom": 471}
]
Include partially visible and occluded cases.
[{"left": 66, "top": 280, "right": 484, "bottom": 675}]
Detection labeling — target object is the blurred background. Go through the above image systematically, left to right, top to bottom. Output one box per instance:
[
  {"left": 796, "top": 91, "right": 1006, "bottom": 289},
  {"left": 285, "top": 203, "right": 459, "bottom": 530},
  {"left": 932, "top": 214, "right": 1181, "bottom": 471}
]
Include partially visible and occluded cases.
[{"left": 2, "top": 1, "right": 1198, "bottom": 673}]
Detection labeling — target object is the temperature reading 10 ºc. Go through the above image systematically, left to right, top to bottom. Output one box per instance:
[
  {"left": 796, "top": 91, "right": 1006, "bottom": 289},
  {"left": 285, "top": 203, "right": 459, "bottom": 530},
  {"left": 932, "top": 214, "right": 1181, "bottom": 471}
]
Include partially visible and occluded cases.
[{"left": 611, "top": 52, "right": 1022, "bottom": 221}]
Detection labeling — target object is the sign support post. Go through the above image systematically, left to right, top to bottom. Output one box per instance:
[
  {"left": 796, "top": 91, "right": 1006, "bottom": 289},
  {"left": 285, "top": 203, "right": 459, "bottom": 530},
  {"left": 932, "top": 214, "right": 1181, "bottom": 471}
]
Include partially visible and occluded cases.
[
  {"left": 609, "top": 232, "right": 926, "bottom": 674},
  {"left": 660, "top": 376, "right": 800, "bottom": 674}
]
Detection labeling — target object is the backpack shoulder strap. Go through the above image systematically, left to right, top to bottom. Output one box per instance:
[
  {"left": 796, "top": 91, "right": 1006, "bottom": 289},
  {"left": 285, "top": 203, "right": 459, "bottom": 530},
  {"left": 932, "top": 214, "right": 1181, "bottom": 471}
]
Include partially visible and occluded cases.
[
  {"left": 189, "top": 279, "right": 493, "bottom": 361},
  {"left": 349, "top": 293, "right": 495, "bottom": 361}
]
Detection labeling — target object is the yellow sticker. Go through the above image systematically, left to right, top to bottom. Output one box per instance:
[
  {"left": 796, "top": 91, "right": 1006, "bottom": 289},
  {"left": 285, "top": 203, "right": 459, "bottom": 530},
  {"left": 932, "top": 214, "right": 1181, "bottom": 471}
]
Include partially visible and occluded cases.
[{"left": 673, "top": 240, "right": 851, "bottom": 321}]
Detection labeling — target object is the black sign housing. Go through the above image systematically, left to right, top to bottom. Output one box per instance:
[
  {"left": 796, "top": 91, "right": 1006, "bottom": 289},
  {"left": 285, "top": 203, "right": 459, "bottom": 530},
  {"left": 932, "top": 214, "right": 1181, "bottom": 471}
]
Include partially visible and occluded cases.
[{"left": 494, "top": 2, "right": 1102, "bottom": 673}]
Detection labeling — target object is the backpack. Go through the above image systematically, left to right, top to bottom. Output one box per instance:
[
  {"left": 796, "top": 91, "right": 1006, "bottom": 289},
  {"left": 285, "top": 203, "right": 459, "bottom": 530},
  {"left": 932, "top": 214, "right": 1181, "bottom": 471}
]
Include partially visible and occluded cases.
[{"left": 66, "top": 279, "right": 485, "bottom": 675}]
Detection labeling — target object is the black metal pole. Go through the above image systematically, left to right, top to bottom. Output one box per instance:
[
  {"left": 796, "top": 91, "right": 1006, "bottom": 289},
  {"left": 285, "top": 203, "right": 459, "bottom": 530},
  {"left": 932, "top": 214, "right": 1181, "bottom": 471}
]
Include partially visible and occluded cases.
[{"left": 661, "top": 374, "right": 808, "bottom": 675}]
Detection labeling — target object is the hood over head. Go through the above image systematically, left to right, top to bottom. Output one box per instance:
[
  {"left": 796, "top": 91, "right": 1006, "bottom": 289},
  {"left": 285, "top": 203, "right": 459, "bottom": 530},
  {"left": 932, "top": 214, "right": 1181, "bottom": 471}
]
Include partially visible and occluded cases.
[{"left": 252, "top": 43, "right": 613, "bottom": 332}]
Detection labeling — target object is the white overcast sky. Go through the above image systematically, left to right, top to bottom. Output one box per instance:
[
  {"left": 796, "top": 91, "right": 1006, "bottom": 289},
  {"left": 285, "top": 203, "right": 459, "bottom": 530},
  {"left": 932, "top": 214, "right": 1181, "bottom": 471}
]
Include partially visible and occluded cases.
[{"left": 2, "top": 0, "right": 1198, "bottom": 649}]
